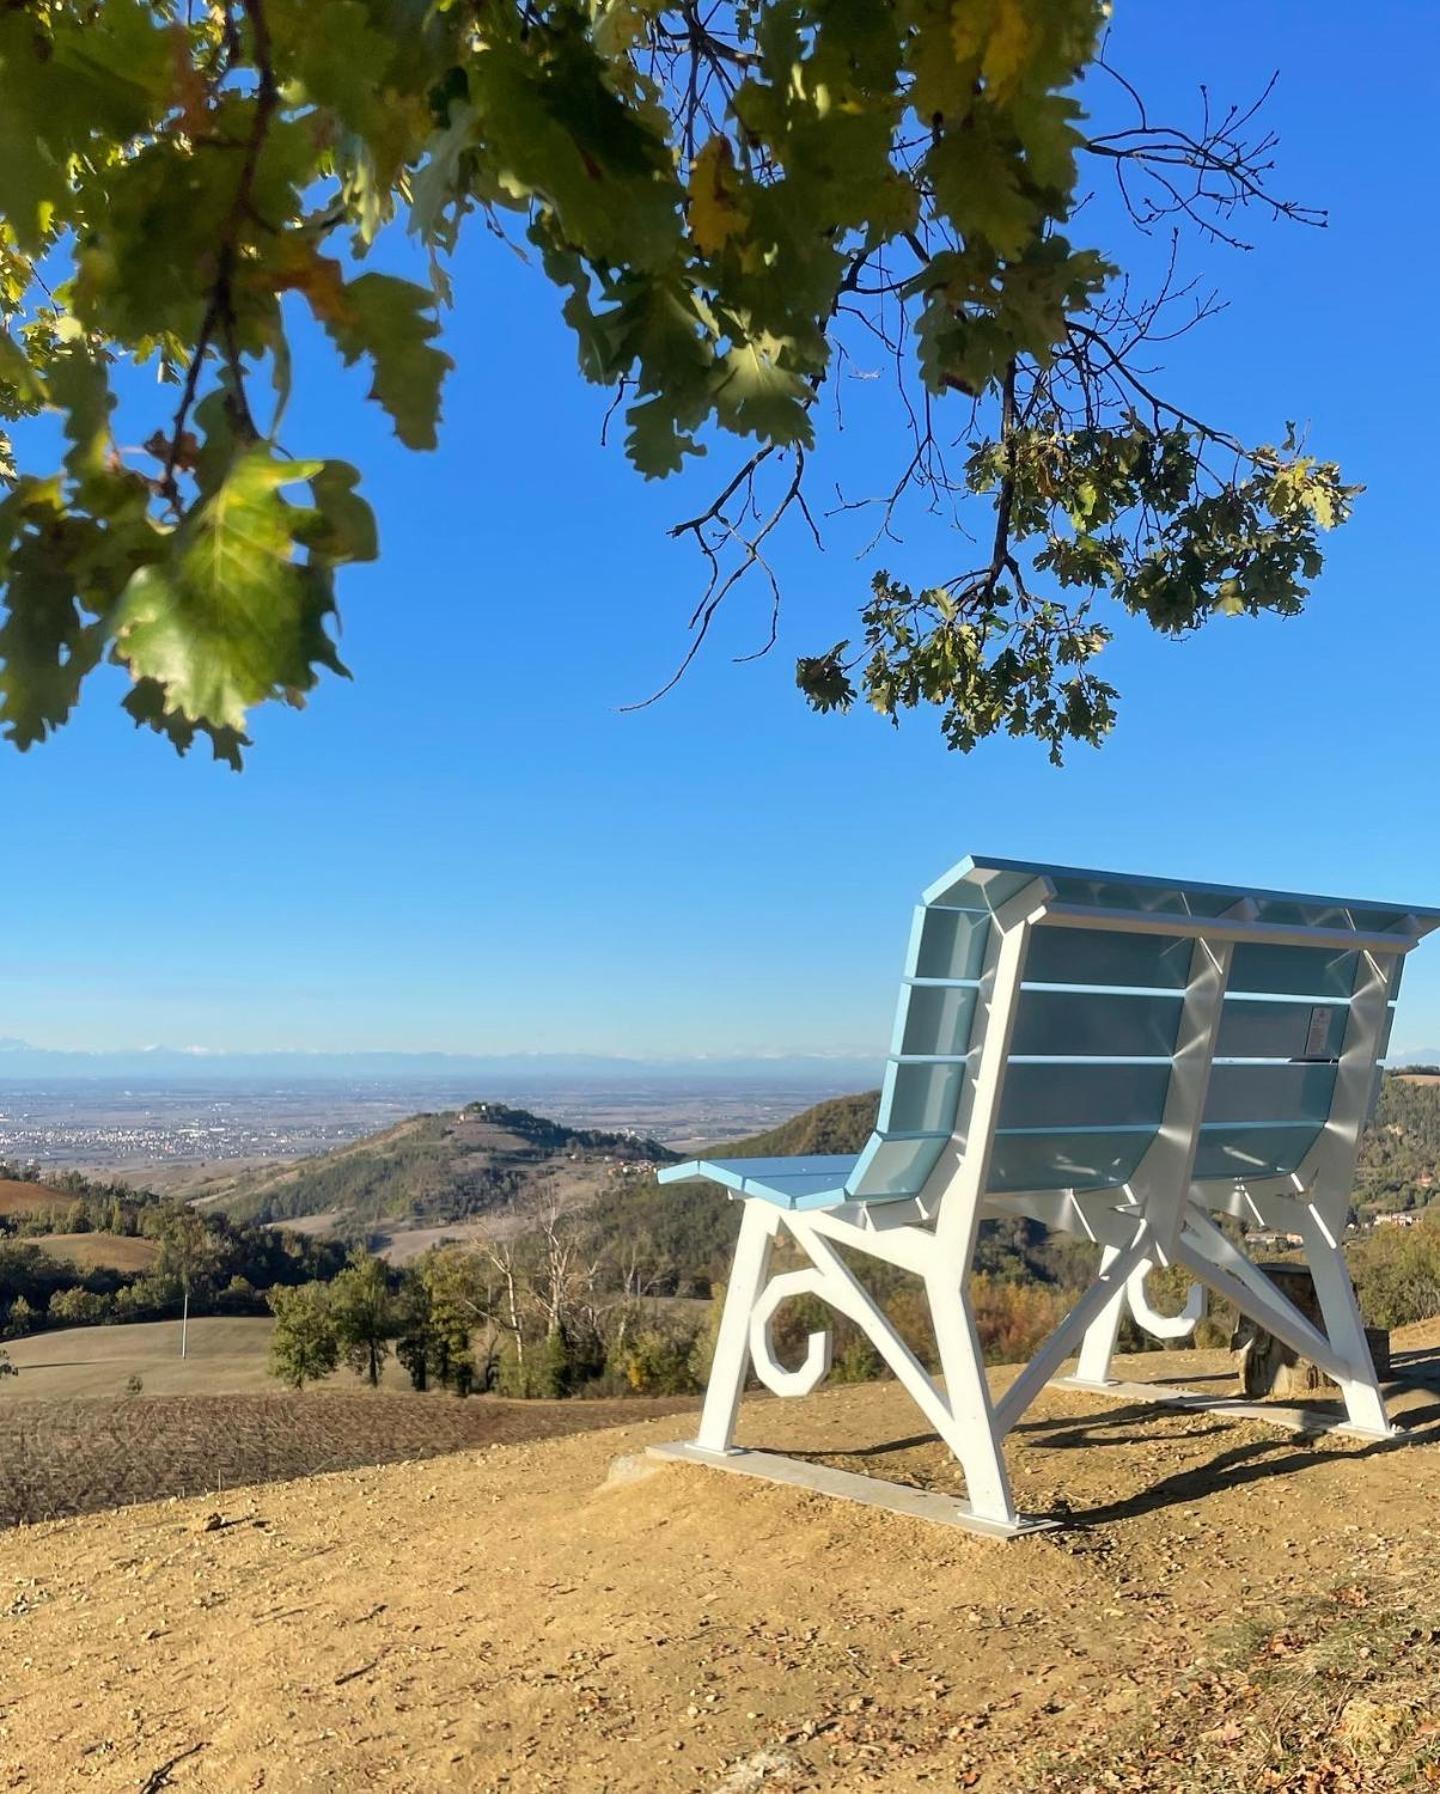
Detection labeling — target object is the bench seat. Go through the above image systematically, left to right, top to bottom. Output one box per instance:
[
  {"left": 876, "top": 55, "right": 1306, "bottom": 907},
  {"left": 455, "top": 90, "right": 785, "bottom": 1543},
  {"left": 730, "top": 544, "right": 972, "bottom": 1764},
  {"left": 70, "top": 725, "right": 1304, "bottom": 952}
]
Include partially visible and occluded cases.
[{"left": 660, "top": 1154, "right": 858, "bottom": 1209}]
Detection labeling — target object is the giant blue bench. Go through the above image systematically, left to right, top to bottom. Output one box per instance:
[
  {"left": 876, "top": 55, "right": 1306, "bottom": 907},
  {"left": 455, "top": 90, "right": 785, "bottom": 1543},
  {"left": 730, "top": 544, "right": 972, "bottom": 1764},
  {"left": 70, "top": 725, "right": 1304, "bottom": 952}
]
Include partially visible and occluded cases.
[{"left": 655, "top": 855, "right": 1440, "bottom": 1535}]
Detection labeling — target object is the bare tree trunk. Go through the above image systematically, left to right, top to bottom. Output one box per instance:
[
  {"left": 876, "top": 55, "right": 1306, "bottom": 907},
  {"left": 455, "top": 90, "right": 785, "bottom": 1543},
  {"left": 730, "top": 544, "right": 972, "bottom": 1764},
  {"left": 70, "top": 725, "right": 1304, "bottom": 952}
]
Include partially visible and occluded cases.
[{"left": 502, "top": 1258, "right": 524, "bottom": 1373}]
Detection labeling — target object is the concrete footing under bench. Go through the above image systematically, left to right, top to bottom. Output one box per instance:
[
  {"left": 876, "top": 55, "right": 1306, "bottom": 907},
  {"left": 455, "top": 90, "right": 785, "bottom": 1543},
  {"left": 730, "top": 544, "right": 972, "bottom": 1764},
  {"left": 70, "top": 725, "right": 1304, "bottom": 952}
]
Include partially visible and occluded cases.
[
  {"left": 1052, "top": 1375, "right": 1406, "bottom": 1442},
  {"left": 646, "top": 1441, "right": 1058, "bottom": 1540}
]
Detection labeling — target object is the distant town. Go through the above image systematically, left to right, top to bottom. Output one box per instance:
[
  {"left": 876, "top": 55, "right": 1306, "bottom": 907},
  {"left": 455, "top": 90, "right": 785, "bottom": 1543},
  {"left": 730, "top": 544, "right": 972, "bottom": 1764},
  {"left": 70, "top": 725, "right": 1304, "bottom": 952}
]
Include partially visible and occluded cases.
[{"left": 0, "top": 1076, "right": 866, "bottom": 1176}]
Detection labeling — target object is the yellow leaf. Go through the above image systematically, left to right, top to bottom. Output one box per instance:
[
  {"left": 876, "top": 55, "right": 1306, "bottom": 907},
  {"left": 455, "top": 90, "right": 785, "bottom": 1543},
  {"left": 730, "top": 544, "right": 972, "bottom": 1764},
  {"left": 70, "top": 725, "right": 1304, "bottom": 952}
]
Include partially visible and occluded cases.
[
  {"left": 594, "top": 0, "right": 661, "bottom": 58},
  {"left": 949, "top": 0, "right": 994, "bottom": 68},
  {"left": 950, "top": 0, "right": 1036, "bottom": 100},
  {"left": 954, "top": 0, "right": 982, "bottom": 65},
  {"left": 985, "top": 0, "right": 1034, "bottom": 95},
  {"left": 688, "top": 137, "right": 746, "bottom": 255},
  {"left": 1307, "top": 485, "right": 1337, "bottom": 528}
]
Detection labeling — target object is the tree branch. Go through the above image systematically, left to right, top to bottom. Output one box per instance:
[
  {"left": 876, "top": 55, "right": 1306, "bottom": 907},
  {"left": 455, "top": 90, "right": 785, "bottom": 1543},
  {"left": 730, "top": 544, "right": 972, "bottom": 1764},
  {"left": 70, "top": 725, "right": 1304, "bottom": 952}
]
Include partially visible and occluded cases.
[{"left": 160, "top": 0, "right": 278, "bottom": 509}]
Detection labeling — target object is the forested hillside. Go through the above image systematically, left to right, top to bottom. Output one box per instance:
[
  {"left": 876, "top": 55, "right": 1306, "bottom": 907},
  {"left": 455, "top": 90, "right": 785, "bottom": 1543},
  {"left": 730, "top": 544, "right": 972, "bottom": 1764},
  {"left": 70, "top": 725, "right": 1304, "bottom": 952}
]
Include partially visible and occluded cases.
[
  {"left": 582, "top": 1071, "right": 1440, "bottom": 1300},
  {"left": 1356, "top": 1075, "right": 1440, "bottom": 1212},
  {"left": 704, "top": 1092, "right": 883, "bottom": 1160},
  {"left": 572, "top": 1093, "right": 878, "bottom": 1296},
  {"left": 0, "top": 1164, "right": 343, "bottom": 1344}
]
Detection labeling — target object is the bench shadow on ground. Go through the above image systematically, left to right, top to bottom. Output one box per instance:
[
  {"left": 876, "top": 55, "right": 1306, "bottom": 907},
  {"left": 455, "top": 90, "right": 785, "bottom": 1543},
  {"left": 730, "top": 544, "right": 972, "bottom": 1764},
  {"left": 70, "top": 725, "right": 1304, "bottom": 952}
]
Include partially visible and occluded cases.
[
  {"left": 771, "top": 1354, "right": 1440, "bottom": 1530},
  {"left": 1036, "top": 1391, "right": 1440, "bottom": 1529}
]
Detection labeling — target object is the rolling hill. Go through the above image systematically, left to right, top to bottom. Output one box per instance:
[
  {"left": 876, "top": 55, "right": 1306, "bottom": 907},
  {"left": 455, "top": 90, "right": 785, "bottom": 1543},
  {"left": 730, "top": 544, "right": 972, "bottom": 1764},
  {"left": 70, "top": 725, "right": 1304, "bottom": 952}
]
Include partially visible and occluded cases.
[
  {"left": 704, "top": 1088, "right": 881, "bottom": 1158},
  {"left": 202, "top": 1101, "right": 676, "bottom": 1247},
  {"left": 0, "top": 1178, "right": 64, "bottom": 1218}
]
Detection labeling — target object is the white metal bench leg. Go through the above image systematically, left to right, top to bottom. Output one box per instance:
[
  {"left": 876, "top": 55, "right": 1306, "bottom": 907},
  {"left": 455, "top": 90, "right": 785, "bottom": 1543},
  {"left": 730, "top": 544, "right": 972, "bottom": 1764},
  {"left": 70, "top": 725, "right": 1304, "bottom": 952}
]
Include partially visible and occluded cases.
[
  {"left": 694, "top": 1200, "right": 775, "bottom": 1453},
  {"left": 1299, "top": 1203, "right": 1393, "bottom": 1438},
  {"left": 1167, "top": 1204, "right": 1392, "bottom": 1435},
  {"left": 1072, "top": 1243, "right": 1126, "bottom": 1388},
  {"left": 926, "top": 1275, "right": 1018, "bottom": 1527}
]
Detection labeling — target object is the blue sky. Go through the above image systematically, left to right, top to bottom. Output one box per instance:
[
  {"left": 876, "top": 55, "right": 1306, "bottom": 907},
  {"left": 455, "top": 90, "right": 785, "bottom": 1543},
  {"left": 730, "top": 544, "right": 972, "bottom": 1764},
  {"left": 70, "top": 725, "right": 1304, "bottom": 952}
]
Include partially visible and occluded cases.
[{"left": 3, "top": 1, "right": 1438, "bottom": 1060}]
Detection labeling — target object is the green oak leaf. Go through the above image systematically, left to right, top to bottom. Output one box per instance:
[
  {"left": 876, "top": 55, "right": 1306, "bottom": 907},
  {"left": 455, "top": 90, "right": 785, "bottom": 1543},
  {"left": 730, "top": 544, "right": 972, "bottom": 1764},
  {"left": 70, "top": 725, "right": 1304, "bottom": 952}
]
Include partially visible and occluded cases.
[
  {"left": 270, "top": 0, "right": 396, "bottom": 135},
  {"left": 0, "top": 1, "right": 171, "bottom": 251},
  {"left": 470, "top": 29, "right": 683, "bottom": 273},
  {"left": 926, "top": 127, "right": 1038, "bottom": 260},
  {"left": 321, "top": 273, "right": 453, "bottom": 451},
  {"left": 0, "top": 328, "right": 44, "bottom": 409},
  {"left": 710, "top": 335, "right": 814, "bottom": 446},
  {"left": 625, "top": 394, "right": 706, "bottom": 478},
  {"left": 113, "top": 450, "right": 346, "bottom": 738},
  {"left": 300, "top": 461, "right": 379, "bottom": 566},
  {"left": 0, "top": 490, "right": 106, "bottom": 747},
  {"left": 121, "top": 676, "right": 251, "bottom": 771}
]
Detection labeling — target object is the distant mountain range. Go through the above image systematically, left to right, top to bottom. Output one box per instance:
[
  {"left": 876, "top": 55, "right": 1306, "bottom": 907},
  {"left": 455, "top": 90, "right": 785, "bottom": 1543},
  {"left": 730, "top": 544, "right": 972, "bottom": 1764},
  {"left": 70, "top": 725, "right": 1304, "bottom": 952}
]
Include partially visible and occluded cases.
[
  {"left": 2, "top": 1034, "right": 1436, "bottom": 1081},
  {"left": 0, "top": 1039, "right": 882, "bottom": 1085}
]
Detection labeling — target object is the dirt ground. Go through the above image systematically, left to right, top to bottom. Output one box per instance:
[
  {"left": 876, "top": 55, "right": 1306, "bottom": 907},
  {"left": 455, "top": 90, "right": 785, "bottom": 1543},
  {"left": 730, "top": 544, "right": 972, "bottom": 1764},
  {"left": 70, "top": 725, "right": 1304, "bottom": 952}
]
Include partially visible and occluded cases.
[{"left": 0, "top": 1328, "right": 1437, "bottom": 1793}]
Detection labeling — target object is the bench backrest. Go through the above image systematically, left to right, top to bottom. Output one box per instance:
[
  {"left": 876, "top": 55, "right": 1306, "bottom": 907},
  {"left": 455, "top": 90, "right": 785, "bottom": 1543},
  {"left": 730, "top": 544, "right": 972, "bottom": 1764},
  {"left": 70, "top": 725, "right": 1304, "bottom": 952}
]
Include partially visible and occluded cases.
[{"left": 844, "top": 857, "right": 1437, "bottom": 1207}]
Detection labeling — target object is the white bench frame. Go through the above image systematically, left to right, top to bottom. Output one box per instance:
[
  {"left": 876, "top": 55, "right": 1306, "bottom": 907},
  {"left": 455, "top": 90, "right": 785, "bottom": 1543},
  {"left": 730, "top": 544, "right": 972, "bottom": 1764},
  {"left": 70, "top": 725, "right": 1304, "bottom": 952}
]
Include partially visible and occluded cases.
[{"left": 660, "top": 873, "right": 1431, "bottom": 1537}]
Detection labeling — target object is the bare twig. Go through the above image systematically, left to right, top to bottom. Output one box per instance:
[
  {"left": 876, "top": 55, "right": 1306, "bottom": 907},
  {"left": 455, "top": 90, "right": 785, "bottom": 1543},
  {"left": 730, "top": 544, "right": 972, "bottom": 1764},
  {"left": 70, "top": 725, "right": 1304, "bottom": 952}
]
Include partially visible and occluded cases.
[{"left": 138, "top": 1743, "right": 206, "bottom": 1794}]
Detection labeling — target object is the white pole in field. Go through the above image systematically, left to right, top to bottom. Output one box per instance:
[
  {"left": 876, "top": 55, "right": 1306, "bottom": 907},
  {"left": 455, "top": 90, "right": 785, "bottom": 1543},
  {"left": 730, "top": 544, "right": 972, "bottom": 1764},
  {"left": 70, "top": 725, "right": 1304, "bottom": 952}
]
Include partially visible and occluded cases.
[{"left": 180, "top": 1286, "right": 189, "bottom": 1359}]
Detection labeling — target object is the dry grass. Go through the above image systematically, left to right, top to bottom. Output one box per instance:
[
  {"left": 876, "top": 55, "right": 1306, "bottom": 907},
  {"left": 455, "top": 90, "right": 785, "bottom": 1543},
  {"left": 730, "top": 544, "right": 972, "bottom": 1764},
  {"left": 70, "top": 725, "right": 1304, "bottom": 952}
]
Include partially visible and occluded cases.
[
  {"left": 0, "top": 1177, "right": 60, "bottom": 1217},
  {"left": 30, "top": 1231, "right": 161, "bottom": 1273},
  {"left": 0, "top": 1315, "right": 382, "bottom": 1398},
  {"left": 0, "top": 1315, "right": 697, "bottom": 1531},
  {"left": 1037, "top": 1574, "right": 1440, "bottom": 1791}
]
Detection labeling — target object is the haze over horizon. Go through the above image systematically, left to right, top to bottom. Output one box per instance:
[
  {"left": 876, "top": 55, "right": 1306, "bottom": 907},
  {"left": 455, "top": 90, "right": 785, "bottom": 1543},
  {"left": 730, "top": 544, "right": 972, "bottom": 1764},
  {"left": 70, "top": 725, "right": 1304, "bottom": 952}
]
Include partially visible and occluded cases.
[
  {"left": 0, "top": 1037, "right": 887, "bottom": 1079},
  {"left": 2, "top": 1038, "right": 1438, "bottom": 1083}
]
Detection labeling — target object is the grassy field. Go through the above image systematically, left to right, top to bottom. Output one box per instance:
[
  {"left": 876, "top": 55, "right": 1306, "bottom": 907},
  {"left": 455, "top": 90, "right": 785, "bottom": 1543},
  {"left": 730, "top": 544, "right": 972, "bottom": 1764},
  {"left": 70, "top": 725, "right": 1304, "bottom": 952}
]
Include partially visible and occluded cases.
[
  {"left": 29, "top": 1231, "right": 161, "bottom": 1273},
  {"left": 0, "top": 1315, "right": 410, "bottom": 1399}
]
